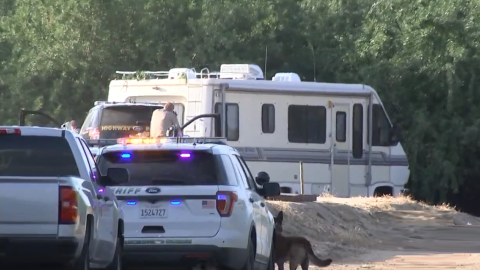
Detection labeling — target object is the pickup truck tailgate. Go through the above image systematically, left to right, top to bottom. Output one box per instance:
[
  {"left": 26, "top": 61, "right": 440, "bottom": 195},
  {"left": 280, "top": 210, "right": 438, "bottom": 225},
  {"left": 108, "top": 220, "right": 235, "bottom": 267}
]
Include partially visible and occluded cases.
[{"left": 0, "top": 177, "right": 59, "bottom": 235}]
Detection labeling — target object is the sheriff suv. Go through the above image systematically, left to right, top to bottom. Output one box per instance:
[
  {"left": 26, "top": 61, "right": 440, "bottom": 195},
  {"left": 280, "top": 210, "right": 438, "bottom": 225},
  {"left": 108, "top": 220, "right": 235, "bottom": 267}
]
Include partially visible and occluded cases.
[{"left": 95, "top": 137, "right": 281, "bottom": 270}]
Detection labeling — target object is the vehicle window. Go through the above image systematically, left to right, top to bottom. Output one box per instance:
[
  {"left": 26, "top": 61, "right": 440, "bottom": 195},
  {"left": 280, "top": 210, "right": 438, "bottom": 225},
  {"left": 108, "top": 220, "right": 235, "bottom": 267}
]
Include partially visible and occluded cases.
[
  {"left": 173, "top": 103, "right": 185, "bottom": 125},
  {"left": 214, "top": 103, "right": 240, "bottom": 141},
  {"left": 261, "top": 104, "right": 275, "bottom": 134},
  {"left": 352, "top": 104, "right": 363, "bottom": 159},
  {"left": 369, "top": 104, "right": 392, "bottom": 146},
  {"left": 99, "top": 105, "right": 163, "bottom": 139},
  {"left": 288, "top": 105, "right": 326, "bottom": 144},
  {"left": 80, "top": 109, "right": 96, "bottom": 133},
  {"left": 80, "top": 109, "right": 101, "bottom": 140},
  {"left": 336, "top": 111, "right": 346, "bottom": 142},
  {"left": 0, "top": 136, "right": 80, "bottom": 177},
  {"left": 77, "top": 138, "right": 99, "bottom": 181},
  {"left": 96, "top": 150, "right": 228, "bottom": 186},
  {"left": 219, "top": 155, "right": 239, "bottom": 186},
  {"left": 229, "top": 155, "right": 251, "bottom": 189},
  {"left": 235, "top": 156, "right": 257, "bottom": 191}
]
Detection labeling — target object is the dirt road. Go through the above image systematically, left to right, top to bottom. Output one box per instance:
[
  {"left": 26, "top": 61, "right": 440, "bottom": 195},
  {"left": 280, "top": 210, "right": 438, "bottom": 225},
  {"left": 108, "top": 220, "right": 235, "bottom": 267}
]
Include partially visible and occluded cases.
[
  {"left": 268, "top": 196, "right": 480, "bottom": 270},
  {"left": 327, "top": 251, "right": 480, "bottom": 270}
]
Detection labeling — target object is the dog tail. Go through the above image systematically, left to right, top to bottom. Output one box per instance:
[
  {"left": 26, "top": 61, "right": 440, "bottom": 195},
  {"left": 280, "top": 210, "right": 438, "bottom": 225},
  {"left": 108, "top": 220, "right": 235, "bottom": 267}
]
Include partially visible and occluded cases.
[{"left": 304, "top": 240, "right": 332, "bottom": 267}]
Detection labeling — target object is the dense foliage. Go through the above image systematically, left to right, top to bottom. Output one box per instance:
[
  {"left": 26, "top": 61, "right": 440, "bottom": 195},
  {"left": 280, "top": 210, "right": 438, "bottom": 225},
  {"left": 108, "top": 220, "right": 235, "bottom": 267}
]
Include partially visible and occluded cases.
[{"left": 2, "top": 0, "right": 480, "bottom": 213}]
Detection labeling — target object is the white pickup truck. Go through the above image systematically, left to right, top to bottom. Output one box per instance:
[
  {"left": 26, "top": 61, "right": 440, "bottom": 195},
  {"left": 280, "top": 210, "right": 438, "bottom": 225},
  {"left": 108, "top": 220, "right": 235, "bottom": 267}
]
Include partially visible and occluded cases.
[{"left": 0, "top": 126, "right": 125, "bottom": 270}]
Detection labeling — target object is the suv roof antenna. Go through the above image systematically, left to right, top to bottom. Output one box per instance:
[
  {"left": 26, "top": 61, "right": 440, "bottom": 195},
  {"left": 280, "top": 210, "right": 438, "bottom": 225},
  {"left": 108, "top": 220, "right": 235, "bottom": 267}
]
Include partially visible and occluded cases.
[
  {"left": 309, "top": 42, "right": 317, "bottom": 82},
  {"left": 264, "top": 46, "right": 268, "bottom": 79},
  {"left": 203, "top": 127, "right": 208, "bottom": 144}
]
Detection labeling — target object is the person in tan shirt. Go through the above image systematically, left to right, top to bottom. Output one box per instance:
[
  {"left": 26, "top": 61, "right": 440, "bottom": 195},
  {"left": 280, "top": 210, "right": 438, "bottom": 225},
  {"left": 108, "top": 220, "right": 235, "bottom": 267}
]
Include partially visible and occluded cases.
[{"left": 150, "top": 102, "right": 182, "bottom": 137}]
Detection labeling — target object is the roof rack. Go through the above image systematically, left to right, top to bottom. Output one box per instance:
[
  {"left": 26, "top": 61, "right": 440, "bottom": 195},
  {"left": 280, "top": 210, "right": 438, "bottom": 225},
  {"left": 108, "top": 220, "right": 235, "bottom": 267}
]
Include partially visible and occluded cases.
[
  {"left": 113, "top": 64, "right": 264, "bottom": 81},
  {"left": 93, "top": 101, "right": 163, "bottom": 106},
  {"left": 85, "top": 137, "right": 228, "bottom": 148},
  {"left": 167, "top": 137, "right": 227, "bottom": 145},
  {"left": 86, "top": 139, "right": 119, "bottom": 147}
]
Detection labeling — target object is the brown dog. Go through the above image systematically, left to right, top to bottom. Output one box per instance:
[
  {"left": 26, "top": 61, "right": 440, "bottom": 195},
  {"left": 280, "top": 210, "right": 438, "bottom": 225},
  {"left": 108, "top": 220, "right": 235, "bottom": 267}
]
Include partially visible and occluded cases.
[{"left": 274, "top": 211, "right": 332, "bottom": 269}]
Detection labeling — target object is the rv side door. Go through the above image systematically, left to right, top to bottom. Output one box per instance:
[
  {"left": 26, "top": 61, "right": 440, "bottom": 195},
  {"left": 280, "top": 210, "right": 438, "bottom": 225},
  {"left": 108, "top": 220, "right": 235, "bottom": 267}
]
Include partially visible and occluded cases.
[
  {"left": 213, "top": 88, "right": 223, "bottom": 137},
  {"left": 330, "top": 103, "right": 351, "bottom": 197}
]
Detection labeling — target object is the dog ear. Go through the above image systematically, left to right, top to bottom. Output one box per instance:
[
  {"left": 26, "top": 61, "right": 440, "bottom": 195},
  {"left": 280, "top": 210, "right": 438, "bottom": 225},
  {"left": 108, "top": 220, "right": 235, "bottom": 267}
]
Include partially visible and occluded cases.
[{"left": 276, "top": 211, "right": 283, "bottom": 223}]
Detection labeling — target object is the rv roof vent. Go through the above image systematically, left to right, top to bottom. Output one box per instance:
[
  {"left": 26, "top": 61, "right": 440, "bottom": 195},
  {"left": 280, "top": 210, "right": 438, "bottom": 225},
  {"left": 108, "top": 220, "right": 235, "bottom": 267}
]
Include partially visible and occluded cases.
[
  {"left": 219, "top": 64, "right": 264, "bottom": 80},
  {"left": 168, "top": 68, "right": 197, "bottom": 79},
  {"left": 272, "top": 73, "right": 301, "bottom": 82}
]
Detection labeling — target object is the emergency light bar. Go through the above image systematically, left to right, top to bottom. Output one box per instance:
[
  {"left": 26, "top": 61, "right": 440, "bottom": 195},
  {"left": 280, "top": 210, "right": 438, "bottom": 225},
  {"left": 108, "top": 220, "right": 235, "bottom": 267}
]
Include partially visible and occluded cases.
[
  {"left": 86, "top": 137, "right": 228, "bottom": 147},
  {"left": 117, "top": 137, "right": 167, "bottom": 145}
]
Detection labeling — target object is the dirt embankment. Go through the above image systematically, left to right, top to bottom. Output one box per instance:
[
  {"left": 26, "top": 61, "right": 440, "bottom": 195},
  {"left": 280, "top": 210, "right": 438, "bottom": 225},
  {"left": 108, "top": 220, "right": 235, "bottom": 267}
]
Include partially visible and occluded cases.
[{"left": 267, "top": 195, "right": 480, "bottom": 269}]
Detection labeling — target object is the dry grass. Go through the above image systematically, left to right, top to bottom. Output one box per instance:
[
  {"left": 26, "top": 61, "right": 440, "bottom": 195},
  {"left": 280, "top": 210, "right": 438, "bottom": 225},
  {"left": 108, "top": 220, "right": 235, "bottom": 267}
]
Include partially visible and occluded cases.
[
  {"left": 316, "top": 193, "right": 454, "bottom": 211},
  {"left": 266, "top": 194, "right": 474, "bottom": 262}
]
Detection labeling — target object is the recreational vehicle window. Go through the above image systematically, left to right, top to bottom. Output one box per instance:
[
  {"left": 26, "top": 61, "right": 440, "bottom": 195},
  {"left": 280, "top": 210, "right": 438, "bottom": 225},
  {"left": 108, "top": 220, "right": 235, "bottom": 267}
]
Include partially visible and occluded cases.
[
  {"left": 214, "top": 103, "right": 240, "bottom": 141},
  {"left": 352, "top": 103, "right": 363, "bottom": 159},
  {"left": 261, "top": 104, "right": 275, "bottom": 134},
  {"left": 370, "top": 104, "right": 392, "bottom": 146},
  {"left": 287, "top": 105, "right": 327, "bottom": 144},
  {"left": 336, "top": 112, "right": 347, "bottom": 142}
]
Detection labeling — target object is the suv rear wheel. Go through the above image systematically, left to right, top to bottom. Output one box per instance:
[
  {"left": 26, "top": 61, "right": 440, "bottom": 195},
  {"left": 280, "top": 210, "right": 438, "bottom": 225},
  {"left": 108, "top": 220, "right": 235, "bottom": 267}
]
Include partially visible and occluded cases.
[{"left": 241, "top": 236, "right": 255, "bottom": 270}]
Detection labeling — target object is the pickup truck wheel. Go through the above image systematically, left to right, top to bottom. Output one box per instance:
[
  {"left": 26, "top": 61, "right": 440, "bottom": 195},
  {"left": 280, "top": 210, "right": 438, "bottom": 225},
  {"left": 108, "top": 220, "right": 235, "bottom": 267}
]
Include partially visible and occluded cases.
[
  {"left": 65, "top": 230, "right": 90, "bottom": 270},
  {"left": 105, "top": 237, "right": 122, "bottom": 270},
  {"left": 66, "top": 243, "right": 89, "bottom": 270}
]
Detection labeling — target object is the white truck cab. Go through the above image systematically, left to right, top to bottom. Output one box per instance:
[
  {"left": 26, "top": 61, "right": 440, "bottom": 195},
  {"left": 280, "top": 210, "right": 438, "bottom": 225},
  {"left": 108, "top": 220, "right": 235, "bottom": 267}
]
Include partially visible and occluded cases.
[{"left": 0, "top": 126, "right": 124, "bottom": 270}]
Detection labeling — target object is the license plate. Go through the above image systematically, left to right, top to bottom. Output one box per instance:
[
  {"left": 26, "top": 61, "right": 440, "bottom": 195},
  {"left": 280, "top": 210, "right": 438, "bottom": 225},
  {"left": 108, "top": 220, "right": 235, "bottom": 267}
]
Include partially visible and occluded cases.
[{"left": 139, "top": 207, "right": 168, "bottom": 218}]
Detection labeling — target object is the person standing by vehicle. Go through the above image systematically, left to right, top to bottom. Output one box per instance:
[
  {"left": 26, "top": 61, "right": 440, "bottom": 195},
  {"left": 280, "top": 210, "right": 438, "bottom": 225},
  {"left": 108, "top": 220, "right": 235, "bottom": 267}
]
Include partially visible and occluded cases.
[{"left": 150, "top": 102, "right": 182, "bottom": 137}]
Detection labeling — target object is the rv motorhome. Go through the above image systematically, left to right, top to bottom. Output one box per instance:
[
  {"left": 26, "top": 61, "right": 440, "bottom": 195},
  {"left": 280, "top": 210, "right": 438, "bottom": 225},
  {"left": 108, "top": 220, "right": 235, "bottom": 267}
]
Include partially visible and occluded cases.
[{"left": 107, "top": 64, "right": 409, "bottom": 197}]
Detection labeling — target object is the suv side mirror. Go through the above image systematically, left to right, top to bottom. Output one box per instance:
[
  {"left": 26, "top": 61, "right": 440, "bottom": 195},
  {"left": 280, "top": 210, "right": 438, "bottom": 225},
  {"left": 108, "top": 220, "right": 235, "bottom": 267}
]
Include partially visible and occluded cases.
[
  {"left": 106, "top": 168, "right": 129, "bottom": 185},
  {"left": 255, "top": 171, "right": 270, "bottom": 186},
  {"left": 262, "top": 182, "right": 281, "bottom": 198}
]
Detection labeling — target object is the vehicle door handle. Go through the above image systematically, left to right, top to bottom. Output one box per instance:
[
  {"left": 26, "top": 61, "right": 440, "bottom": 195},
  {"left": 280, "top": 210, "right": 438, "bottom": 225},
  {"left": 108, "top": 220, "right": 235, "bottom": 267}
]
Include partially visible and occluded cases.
[
  {"left": 249, "top": 197, "right": 254, "bottom": 203},
  {"left": 260, "top": 202, "right": 265, "bottom": 207}
]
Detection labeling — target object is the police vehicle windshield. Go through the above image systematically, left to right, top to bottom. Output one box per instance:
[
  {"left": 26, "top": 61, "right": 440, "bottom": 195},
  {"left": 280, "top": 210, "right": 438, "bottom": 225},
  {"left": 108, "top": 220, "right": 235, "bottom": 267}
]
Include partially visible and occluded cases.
[{"left": 97, "top": 150, "right": 227, "bottom": 186}]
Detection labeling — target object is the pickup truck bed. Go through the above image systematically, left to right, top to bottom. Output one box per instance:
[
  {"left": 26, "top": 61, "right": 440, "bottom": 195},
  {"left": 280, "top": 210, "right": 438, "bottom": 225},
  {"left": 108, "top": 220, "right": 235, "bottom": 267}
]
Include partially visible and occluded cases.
[
  {"left": 0, "top": 176, "right": 81, "bottom": 265},
  {"left": 0, "top": 177, "right": 60, "bottom": 235}
]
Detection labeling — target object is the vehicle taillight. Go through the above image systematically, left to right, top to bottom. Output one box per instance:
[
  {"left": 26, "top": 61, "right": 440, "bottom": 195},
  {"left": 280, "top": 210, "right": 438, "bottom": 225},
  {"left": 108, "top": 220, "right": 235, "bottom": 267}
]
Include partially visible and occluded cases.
[
  {"left": 0, "top": 128, "right": 21, "bottom": 135},
  {"left": 88, "top": 128, "right": 100, "bottom": 140},
  {"left": 59, "top": 186, "right": 78, "bottom": 224},
  {"left": 216, "top": 191, "right": 238, "bottom": 217}
]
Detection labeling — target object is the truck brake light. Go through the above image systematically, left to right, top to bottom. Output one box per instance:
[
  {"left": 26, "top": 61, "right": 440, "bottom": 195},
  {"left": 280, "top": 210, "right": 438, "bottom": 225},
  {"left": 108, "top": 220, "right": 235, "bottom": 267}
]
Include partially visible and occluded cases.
[
  {"left": 0, "top": 128, "right": 21, "bottom": 135},
  {"left": 59, "top": 186, "right": 78, "bottom": 224},
  {"left": 216, "top": 191, "right": 238, "bottom": 217}
]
